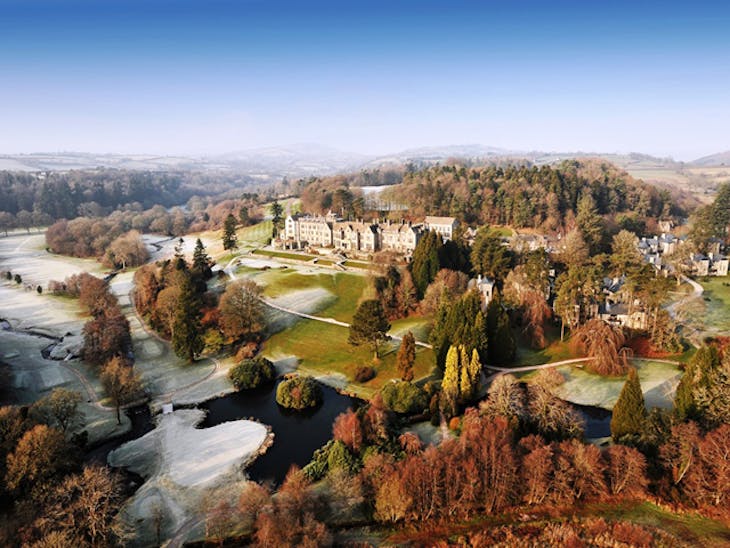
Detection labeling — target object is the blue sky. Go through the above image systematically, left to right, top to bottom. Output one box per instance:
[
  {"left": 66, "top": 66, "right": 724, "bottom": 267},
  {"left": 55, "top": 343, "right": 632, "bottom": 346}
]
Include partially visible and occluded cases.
[{"left": 0, "top": 0, "right": 728, "bottom": 159}]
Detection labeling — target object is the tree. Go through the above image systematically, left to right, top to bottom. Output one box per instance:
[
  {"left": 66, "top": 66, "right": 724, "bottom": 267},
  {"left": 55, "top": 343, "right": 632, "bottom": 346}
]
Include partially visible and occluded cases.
[
  {"left": 576, "top": 193, "right": 604, "bottom": 253},
  {"left": 270, "top": 200, "right": 284, "bottom": 238},
  {"left": 222, "top": 213, "right": 238, "bottom": 250},
  {"left": 471, "top": 226, "right": 511, "bottom": 281},
  {"left": 610, "top": 229, "right": 642, "bottom": 276},
  {"left": 106, "top": 230, "right": 149, "bottom": 269},
  {"left": 409, "top": 230, "right": 442, "bottom": 298},
  {"left": 192, "top": 238, "right": 214, "bottom": 280},
  {"left": 171, "top": 274, "right": 204, "bottom": 362},
  {"left": 219, "top": 279, "right": 265, "bottom": 343},
  {"left": 485, "top": 296, "right": 515, "bottom": 365},
  {"left": 348, "top": 299, "right": 391, "bottom": 359},
  {"left": 573, "top": 318, "right": 627, "bottom": 376},
  {"left": 396, "top": 332, "right": 416, "bottom": 381},
  {"left": 441, "top": 345, "right": 461, "bottom": 416},
  {"left": 460, "top": 348, "right": 482, "bottom": 401},
  {"left": 100, "top": 357, "right": 143, "bottom": 424},
  {"left": 229, "top": 357, "right": 276, "bottom": 390},
  {"left": 610, "top": 367, "right": 646, "bottom": 442},
  {"left": 276, "top": 376, "right": 323, "bottom": 410},
  {"left": 381, "top": 381, "right": 428, "bottom": 414},
  {"left": 30, "top": 388, "right": 83, "bottom": 433},
  {"left": 332, "top": 409, "right": 363, "bottom": 453},
  {"left": 5, "top": 424, "right": 73, "bottom": 495},
  {"left": 36, "top": 465, "right": 126, "bottom": 546}
]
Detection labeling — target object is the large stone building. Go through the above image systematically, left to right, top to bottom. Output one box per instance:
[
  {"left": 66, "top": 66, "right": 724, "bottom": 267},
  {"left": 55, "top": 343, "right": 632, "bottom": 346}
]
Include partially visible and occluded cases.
[
  {"left": 281, "top": 213, "right": 440, "bottom": 255},
  {"left": 424, "top": 216, "right": 458, "bottom": 242}
]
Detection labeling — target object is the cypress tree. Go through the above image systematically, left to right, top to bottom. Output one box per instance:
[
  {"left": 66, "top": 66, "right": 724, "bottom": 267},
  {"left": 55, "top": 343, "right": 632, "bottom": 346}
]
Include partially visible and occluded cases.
[
  {"left": 410, "top": 230, "right": 442, "bottom": 299},
  {"left": 486, "top": 294, "right": 515, "bottom": 365},
  {"left": 396, "top": 331, "right": 416, "bottom": 381},
  {"left": 441, "top": 345, "right": 460, "bottom": 414},
  {"left": 610, "top": 367, "right": 646, "bottom": 442}
]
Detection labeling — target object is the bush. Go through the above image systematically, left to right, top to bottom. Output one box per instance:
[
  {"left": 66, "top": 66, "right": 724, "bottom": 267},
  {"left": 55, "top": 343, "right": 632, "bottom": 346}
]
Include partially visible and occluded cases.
[
  {"left": 14, "top": 274, "right": 22, "bottom": 284},
  {"left": 229, "top": 357, "right": 276, "bottom": 390},
  {"left": 354, "top": 365, "right": 376, "bottom": 383},
  {"left": 276, "top": 375, "right": 323, "bottom": 410},
  {"left": 381, "top": 381, "right": 428, "bottom": 414}
]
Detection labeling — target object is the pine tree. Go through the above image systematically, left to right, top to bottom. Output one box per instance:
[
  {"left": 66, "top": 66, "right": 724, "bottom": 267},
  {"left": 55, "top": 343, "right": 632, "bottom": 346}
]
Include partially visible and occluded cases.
[
  {"left": 576, "top": 193, "right": 604, "bottom": 254},
  {"left": 222, "top": 214, "right": 238, "bottom": 251},
  {"left": 192, "top": 238, "right": 213, "bottom": 280},
  {"left": 171, "top": 274, "right": 204, "bottom": 362},
  {"left": 348, "top": 300, "right": 391, "bottom": 359},
  {"left": 396, "top": 331, "right": 416, "bottom": 381},
  {"left": 459, "top": 345, "right": 471, "bottom": 400},
  {"left": 610, "top": 367, "right": 646, "bottom": 442}
]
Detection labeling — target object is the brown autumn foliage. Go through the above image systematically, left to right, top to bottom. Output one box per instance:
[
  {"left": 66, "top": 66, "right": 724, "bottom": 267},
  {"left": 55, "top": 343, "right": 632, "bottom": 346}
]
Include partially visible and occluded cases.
[
  {"left": 573, "top": 318, "right": 627, "bottom": 376},
  {"left": 332, "top": 409, "right": 364, "bottom": 453}
]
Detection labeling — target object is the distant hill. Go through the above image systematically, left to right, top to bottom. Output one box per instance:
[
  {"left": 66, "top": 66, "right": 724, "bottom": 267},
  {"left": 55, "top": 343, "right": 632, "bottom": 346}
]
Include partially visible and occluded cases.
[{"left": 692, "top": 151, "right": 730, "bottom": 166}]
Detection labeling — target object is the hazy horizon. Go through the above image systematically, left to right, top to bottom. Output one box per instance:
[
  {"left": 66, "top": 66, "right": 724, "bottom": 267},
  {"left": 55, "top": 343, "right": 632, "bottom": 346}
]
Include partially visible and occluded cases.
[{"left": 2, "top": 0, "right": 729, "bottom": 161}]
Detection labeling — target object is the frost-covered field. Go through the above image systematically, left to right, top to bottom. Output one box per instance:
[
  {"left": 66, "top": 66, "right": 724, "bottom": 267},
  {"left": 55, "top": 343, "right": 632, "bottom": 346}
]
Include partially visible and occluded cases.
[
  {"left": 547, "top": 360, "right": 682, "bottom": 410},
  {"left": 109, "top": 409, "right": 268, "bottom": 545}
]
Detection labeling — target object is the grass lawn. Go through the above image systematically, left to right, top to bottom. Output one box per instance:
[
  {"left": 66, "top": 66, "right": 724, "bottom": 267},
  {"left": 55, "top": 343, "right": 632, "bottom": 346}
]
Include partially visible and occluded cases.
[
  {"left": 237, "top": 220, "right": 273, "bottom": 246},
  {"left": 253, "top": 249, "right": 314, "bottom": 261},
  {"left": 256, "top": 270, "right": 370, "bottom": 323},
  {"left": 698, "top": 277, "right": 730, "bottom": 333},
  {"left": 390, "top": 316, "right": 432, "bottom": 343},
  {"left": 262, "top": 319, "right": 435, "bottom": 399},
  {"left": 513, "top": 325, "right": 573, "bottom": 366},
  {"left": 521, "top": 359, "right": 683, "bottom": 410},
  {"left": 582, "top": 501, "right": 730, "bottom": 546}
]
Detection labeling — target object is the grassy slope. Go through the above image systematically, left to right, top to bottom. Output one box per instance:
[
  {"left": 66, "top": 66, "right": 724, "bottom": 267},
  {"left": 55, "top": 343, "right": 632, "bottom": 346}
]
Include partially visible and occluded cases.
[{"left": 699, "top": 277, "right": 730, "bottom": 334}]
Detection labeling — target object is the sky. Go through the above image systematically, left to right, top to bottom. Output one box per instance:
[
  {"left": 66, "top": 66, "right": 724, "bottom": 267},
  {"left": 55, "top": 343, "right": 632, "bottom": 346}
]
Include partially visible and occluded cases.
[{"left": 0, "top": 0, "right": 729, "bottom": 160}]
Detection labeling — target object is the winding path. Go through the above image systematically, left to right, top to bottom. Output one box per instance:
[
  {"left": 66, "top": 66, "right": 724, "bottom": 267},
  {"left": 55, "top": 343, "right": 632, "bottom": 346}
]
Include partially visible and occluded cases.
[{"left": 223, "top": 258, "right": 433, "bottom": 348}]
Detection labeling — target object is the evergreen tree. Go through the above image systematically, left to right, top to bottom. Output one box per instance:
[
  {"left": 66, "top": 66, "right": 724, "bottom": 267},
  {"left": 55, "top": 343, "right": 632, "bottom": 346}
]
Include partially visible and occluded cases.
[
  {"left": 576, "top": 193, "right": 605, "bottom": 253},
  {"left": 270, "top": 200, "right": 284, "bottom": 238},
  {"left": 239, "top": 205, "right": 250, "bottom": 226},
  {"left": 222, "top": 214, "right": 238, "bottom": 251},
  {"left": 471, "top": 226, "right": 512, "bottom": 282},
  {"left": 410, "top": 230, "right": 442, "bottom": 299},
  {"left": 192, "top": 238, "right": 213, "bottom": 281},
  {"left": 171, "top": 274, "right": 204, "bottom": 362},
  {"left": 430, "top": 295, "right": 452, "bottom": 370},
  {"left": 486, "top": 295, "right": 515, "bottom": 365},
  {"left": 348, "top": 300, "right": 391, "bottom": 359},
  {"left": 396, "top": 331, "right": 416, "bottom": 381},
  {"left": 441, "top": 345, "right": 460, "bottom": 416},
  {"left": 459, "top": 348, "right": 482, "bottom": 401},
  {"left": 610, "top": 367, "right": 646, "bottom": 442}
]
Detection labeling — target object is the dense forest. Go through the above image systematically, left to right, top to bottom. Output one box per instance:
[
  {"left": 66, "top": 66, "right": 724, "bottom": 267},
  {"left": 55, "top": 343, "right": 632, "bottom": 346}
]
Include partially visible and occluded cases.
[
  {"left": 380, "top": 160, "right": 683, "bottom": 230},
  {"left": 0, "top": 169, "right": 255, "bottom": 221}
]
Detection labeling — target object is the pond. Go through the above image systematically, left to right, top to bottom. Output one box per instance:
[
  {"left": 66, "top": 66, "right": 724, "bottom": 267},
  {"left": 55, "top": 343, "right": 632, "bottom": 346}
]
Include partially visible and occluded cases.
[
  {"left": 91, "top": 379, "right": 358, "bottom": 485},
  {"left": 199, "top": 379, "right": 359, "bottom": 484},
  {"left": 571, "top": 402, "right": 612, "bottom": 439}
]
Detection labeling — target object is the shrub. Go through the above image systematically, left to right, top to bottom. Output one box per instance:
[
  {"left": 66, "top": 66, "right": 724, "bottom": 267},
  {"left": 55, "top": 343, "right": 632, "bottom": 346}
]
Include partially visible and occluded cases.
[
  {"left": 4, "top": 271, "right": 11, "bottom": 280},
  {"left": 14, "top": 274, "right": 22, "bottom": 284},
  {"left": 229, "top": 357, "right": 276, "bottom": 390},
  {"left": 354, "top": 365, "right": 376, "bottom": 383},
  {"left": 276, "top": 375, "right": 323, "bottom": 410},
  {"left": 381, "top": 381, "right": 428, "bottom": 414}
]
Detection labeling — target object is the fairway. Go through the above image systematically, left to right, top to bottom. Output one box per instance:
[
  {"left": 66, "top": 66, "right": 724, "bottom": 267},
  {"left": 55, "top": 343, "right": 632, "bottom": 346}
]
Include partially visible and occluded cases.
[{"left": 262, "top": 317, "right": 435, "bottom": 397}]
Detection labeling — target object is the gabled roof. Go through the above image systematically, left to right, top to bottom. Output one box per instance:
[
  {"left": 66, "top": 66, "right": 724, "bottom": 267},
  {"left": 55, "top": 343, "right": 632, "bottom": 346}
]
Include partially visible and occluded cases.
[{"left": 424, "top": 216, "right": 457, "bottom": 226}]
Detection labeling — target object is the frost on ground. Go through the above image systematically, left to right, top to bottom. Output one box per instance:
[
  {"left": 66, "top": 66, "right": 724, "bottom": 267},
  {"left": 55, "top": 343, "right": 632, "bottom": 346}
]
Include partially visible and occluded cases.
[
  {"left": 265, "top": 287, "right": 335, "bottom": 333},
  {"left": 0, "top": 330, "right": 130, "bottom": 443},
  {"left": 549, "top": 360, "right": 682, "bottom": 410},
  {"left": 109, "top": 409, "right": 268, "bottom": 546}
]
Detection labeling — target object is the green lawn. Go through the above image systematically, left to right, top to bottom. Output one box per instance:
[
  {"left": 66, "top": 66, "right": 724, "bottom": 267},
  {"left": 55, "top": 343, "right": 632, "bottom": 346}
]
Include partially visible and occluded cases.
[
  {"left": 237, "top": 220, "right": 273, "bottom": 246},
  {"left": 252, "top": 249, "right": 313, "bottom": 261},
  {"left": 698, "top": 277, "right": 730, "bottom": 333},
  {"left": 390, "top": 316, "right": 432, "bottom": 343},
  {"left": 262, "top": 318, "right": 435, "bottom": 398},
  {"left": 513, "top": 325, "right": 573, "bottom": 366}
]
